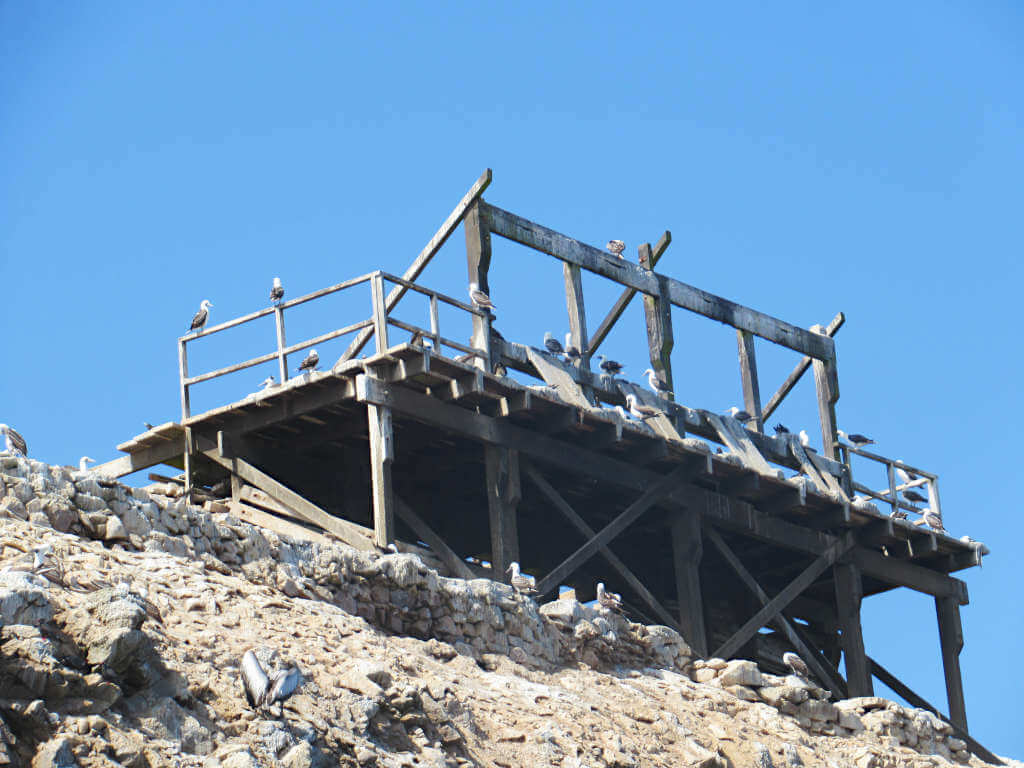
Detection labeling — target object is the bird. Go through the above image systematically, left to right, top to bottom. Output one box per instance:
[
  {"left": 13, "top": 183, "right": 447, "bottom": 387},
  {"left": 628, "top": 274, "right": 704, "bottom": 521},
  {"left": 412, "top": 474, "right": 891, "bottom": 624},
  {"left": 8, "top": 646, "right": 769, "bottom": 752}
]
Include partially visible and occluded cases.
[
  {"left": 606, "top": 240, "right": 626, "bottom": 258},
  {"left": 270, "top": 277, "right": 284, "bottom": 303},
  {"left": 468, "top": 282, "right": 496, "bottom": 311},
  {"left": 189, "top": 300, "right": 213, "bottom": 334},
  {"left": 543, "top": 332, "right": 564, "bottom": 357},
  {"left": 564, "top": 332, "right": 581, "bottom": 361},
  {"left": 297, "top": 349, "right": 319, "bottom": 374},
  {"left": 597, "top": 355, "right": 624, "bottom": 377},
  {"left": 494, "top": 363, "right": 508, "bottom": 377},
  {"left": 643, "top": 369, "right": 673, "bottom": 397},
  {"left": 259, "top": 375, "right": 277, "bottom": 390},
  {"left": 626, "top": 394, "right": 660, "bottom": 421},
  {"left": 727, "top": 407, "right": 754, "bottom": 423},
  {"left": 143, "top": 422, "right": 155, "bottom": 431},
  {"left": 774, "top": 423, "right": 790, "bottom": 435},
  {"left": 0, "top": 424, "right": 27, "bottom": 455},
  {"left": 798, "top": 429, "right": 811, "bottom": 447},
  {"left": 837, "top": 430, "right": 874, "bottom": 448},
  {"left": 78, "top": 456, "right": 96, "bottom": 472},
  {"left": 895, "top": 461, "right": 920, "bottom": 484},
  {"left": 903, "top": 489, "right": 928, "bottom": 504},
  {"left": 921, "top": 508, "right": 946, "bottom": 533},
  {"left": 892, "top": 509, "right": 908, "bottom": 520},
  {"left": 506, "top": 562, "right": 537, "bottom": 595},
  {"left": 596, "top": 582, "right": 622, "bottom": 612},
  {"left": 240, "top": 650, "right": 270, "bottom": 709},
  {"left": 782, "top": 651, "right": 810, "bottom": 679},
  {"left": 264, "top": 666, "right": 302, "bottom": 707}
]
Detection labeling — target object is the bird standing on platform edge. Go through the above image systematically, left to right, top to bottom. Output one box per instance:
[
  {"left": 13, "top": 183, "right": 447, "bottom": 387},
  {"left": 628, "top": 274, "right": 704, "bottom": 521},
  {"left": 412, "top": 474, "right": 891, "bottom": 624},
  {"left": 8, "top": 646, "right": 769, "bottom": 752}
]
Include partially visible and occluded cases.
[
  {"left": 189, "top": 300, "right": 212, "bottom": 334},
  {"left": 543, "top": 331, "right": 564, "bottom": 357},
  {"left": 564, "top": 332, "right": 581, "bottom": 362},
  {"left": 298, "top": 348, "right": 319, "bottom": 374},
  {"left": 597, "top": 355, "right": 623, "bottom": 378},
  {"left": 643, "top": 368, "right": 673, "bottom": 397},
  {"left": 626, "top": 393, "right": 660, "bottom": 421},
  {"left": 727, "top": 406, "right": 754, "bottom": 424},
  {"left": 506, "top": 562, "right": 537, "bottom": 595},
  {"left": 782, "top": 651, "right": 810, "bottom": 679}
]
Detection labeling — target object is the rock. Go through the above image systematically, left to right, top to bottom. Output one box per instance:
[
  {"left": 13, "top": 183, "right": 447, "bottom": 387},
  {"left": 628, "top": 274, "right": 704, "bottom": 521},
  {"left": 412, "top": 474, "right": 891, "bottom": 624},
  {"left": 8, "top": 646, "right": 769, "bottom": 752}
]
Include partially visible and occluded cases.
[
  {"left": 0, "top": 496, "right": 28, "bottom": 520},
  {"left": 105, "top": 515, "right": 128, "bottom": 541},
  {"left": 0, "top": 570, "right": 53, "bottom": 625},
  {"left": 539, "top": 598, "right": 582, "bottom": 625},
  {"left": 718, "top": 659, "right": 762, "bottom": 687},
  {"left": 694, "top": 667, "right": 718, "bottom": 684},
  {"left": 338, "top": 670, "right": 385, "bottom": 700},
  {"left": 723, "top": 684, "right": 760, "bottom": 702},
  {"left": 799, "top": 699, "right": 837, "bottom": 722},
  {"left": 838, "top": 710, "right": 864, "bottom": 732},
  {"left": 31, "top": 737, "right": 77, "bottom": 768},
  {"left": 280, "top": 741, "right": 314, "bottom": 768},
  {"left": 753, "top": 742, "right": 774, "bottom": 768},
  {"left": 782, "top": 743, "right": 803, "bottom": 767},
  {"left": 221, "top": 750, "right": 259, "bottom": 768}
]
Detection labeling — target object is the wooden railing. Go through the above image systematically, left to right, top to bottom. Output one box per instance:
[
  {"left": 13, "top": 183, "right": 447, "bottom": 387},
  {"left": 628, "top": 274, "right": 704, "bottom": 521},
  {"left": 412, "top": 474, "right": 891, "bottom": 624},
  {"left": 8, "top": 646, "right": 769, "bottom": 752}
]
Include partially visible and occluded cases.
[
  {"left": 177, "top": 270, "right": 488, "bottom": 420},
  {"left": 841, "top": 444, "right": 943, "bottom": 523}
]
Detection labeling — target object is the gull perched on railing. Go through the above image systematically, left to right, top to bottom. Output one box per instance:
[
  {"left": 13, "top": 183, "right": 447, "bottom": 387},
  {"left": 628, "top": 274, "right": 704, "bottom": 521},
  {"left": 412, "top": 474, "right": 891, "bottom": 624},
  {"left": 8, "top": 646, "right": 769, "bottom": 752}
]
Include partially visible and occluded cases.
[
  {"left": 468, "top": 282, "right": 496, "bottom": 311},
  {"left": 189, "top": 300, "right": 212, "bottom": 334},
  {"left": 260, "top": 375, "right": 277, "bottom": 390},
  {"left": 625, "top": 394, "right": 660, "bottom": 421},
  {"left": 837, "top": 430, "right": 875, "bottom": 448},
  {"left": 895, "top": 460, "right": 920, "bottom": 483},
  {"left": 903, "top": 489, "right": 928, "bottom": 505},
  {"left": 921, "top": 508, "right": 946, "bottom": 533}
]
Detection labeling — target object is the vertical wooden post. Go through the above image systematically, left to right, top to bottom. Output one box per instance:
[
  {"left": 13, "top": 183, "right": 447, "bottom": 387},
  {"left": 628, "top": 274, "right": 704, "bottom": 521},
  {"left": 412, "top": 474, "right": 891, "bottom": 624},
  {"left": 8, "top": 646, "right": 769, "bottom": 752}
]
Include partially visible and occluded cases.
[
  {"left": 464, "top": 201, "right": 492, "bottom": 371},
  {"left": 641, "top": 244, "right": 675, "bottom": 403},
  {"left": 563, "top": 263, "right": 589, "bottom": 367},
  {"left": 371, "top": 272, "right": 390, "bottom": 355},
  {"left": 428, "top": 294, "right": 441, "bottom": 350},
  {"left": 274, "top": 306, "right": 288, "bottom": 383},
  {"left": 811, "top": 324, "right": 840, "bottom": 460},
  {"left": 736, "top": 330, "right": 763, "bottom": 433},
  {"left": 178, "top": 338, "right": 191, "bottom": 421},
  {"left": 367, "top": 399, "right": 395, "bottom": 549},
  {"left": 182, "top": 426, "right": 194, "bottom": 497},
  {"left": 485, "top": 445, "right": 521, "bottom": 581},
  {"left": 887, "top": 462, "right": 899, "bottom": 517},
  {"left": 927, "top": 476, "right": 943, "bottom": 521},
  {"left": 671, "top": 511, "right": 708, "bottom": 657},
  {"left": 834, "top": 560, "right": 873, "bottom": 696},
  {"left": 935, "top": 596, "right": 967, "bottom": 731}
]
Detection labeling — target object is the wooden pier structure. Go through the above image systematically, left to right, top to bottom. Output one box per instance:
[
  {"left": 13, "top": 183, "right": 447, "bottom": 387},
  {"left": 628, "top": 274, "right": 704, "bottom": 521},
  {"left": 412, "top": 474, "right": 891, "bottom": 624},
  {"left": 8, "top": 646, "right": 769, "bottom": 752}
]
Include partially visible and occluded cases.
[{"left": 99, "top": 170, "right": 995, "bottom": 761}]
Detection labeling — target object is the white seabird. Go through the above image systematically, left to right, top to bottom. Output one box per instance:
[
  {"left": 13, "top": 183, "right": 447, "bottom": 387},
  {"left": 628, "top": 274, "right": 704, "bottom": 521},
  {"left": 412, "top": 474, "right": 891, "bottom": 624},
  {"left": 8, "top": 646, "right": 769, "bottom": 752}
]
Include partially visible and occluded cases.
[
  {"left": 606, "top": 240, "right": 626, "bottom": 258},
  {"left": 270, "top": 277, "right": 284, "bottom": 303},
  {"left": 468, "top": 282, "right": 496, "bottom": 311},
  {"left": 189, "top": 300, "right": 212, "bottom": 334},
  {"left": 543, "top": 331, "right": 564, "bottom": 357},
  {"left": 564, "top": 332, "right": 581, "bottom": 361},
  {"left": 297, "top": 348, "right": 319, "bottom": 374},
  {"left": 597, "top": 355, "right": 623, "bottom": 377},
  {"left": 643, "top": 368, "right": 673, "bottom": 396},
  {"left": 260, "top": 375, "right": 277, "bottom": 390},
  {"left": 626, "top": 393, "right": 660, "bottom": 421},
  {"left": 727, "top": 406, "right": 754, "bottom": 423},
  {"left": 0, "top": 424, "right": 27, "bottom": 455},
  {"left": 798, "top": 429, "right": 811, "bottom": 447},
  {"left": 837, "top": 430, "right": 875, "bottom": 448},
  {"left": 78, "top": 456, "right": 96, "bottom": 472},
  {"left": 895, "top": 460, "right": 919, "bottom": 484},
  {"left": 921, "top": 508, "right": 946, "bottom": 533},
  {"left": 506, "top": 561, "right": 537, "bottom": 595},
  {"left": 596, "top": 582, "right": 622, "bottom": 612},
  {"left": 240, "top": 649, "right": 270, "bottom": 709},
  {"left": 782, "top": 651, "right": 810, "bottom": 679}
]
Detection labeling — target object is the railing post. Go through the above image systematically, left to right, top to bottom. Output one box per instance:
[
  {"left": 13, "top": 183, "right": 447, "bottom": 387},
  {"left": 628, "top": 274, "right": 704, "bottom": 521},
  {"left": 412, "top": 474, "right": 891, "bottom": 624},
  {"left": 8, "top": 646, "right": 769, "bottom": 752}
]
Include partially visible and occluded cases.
[
  {"left": 464, "top": 200, "right": 492, "bottom": 371},
  {"left": 642, "top": 243, "right": 675, "bottom": 404},
  {"left": 371, "top": 272, "right": 389, "bottom": 355},
  {"left": 429, "top": 294, "right": 441, "bottom": 350},
  {"left": 274, "top": 306, "right": 288, "bottom": 383},
  {"left": 811, "top": 324, "right": 840, "bottom": 460},
  {"left": 736, "top": 330, "right": 763, "bottom": 433},
  {"left": 178, "top": 338, "right": 191, "bottom": 421},
  {"left": 887, "top": 462, "right": 899, "bottom": 517},
  {"left": 927, "top": 475, "right": 943, "bottom": 521}
]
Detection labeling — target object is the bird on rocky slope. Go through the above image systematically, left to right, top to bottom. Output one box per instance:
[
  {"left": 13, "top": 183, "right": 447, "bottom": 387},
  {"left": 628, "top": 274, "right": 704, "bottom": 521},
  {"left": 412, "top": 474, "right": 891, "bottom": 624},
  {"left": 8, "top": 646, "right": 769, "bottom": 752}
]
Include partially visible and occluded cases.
[
  {"left": 0, "top": 424, "right": 27, "bottom": 455},
  {"left": 506, "top": 561, "right": 537, "bottom": 595},
  {"left": 597, "top": 582, "right": 622, "bottom": 612},
  {"left": 782, "top": 651, "right": 810, "bottom": 679}
]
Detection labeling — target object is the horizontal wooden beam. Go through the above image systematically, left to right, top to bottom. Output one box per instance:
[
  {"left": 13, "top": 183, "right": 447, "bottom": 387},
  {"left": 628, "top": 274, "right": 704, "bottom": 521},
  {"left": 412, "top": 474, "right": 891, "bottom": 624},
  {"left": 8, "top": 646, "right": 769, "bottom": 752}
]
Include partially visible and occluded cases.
[
  {"left": 484, "top": 202, "right": 834, "bottom": 360},
  {"left": 762, "top": 312, "right": 845, "bottom": 421},
  {"left": 95, "top": 437, "right": 187, "bottom": 479}
]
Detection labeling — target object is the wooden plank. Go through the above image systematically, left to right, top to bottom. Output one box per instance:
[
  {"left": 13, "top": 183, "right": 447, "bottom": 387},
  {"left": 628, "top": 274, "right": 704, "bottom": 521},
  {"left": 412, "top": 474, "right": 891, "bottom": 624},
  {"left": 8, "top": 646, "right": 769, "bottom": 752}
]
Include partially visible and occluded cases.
[
  {"left": 338, "top": 169, "right": 492, "bottom": 364},
  {"left": 484, "top": 202, "right": 834, "bottom": 360},
  {"left": 588, "top": 231, "right": 671, "bottom": 355},
  {"left": 642, "top": 245, "right": 675, "bottom": 403},
  {"left": 563, "top": 262, "right": 589, "bottom": 367},
  {"left": 371, "top": 272, "right": 390, "bottom": 354},
  {"left": 274, "top": 306, "right": 288, "bottom": 384},
  {"left": 762, "top": 312, "right": 845, "bottom": 421},
  {"left": 810, "top": 324, "right": 840, "bottom": 460},
  {"left": 736, "top": 330, "right": 764, "bottom": 433},
  {"left": 178, "top": 339, "right": 191, "bottom": 420},
  {"left": 525, "top": 347, "right": 593, "bottom": 409},
  {"left": 616, "top": 380, "right": 683, "bottom": 442},
  {"left": 367, "top": 402, "right": 395, "bottom": 548},
  {"left": 706, "top": 413, "right": 776, "bottom": 475},
  {"left": 95, "top": 438, "right": 187, "bottom": 479},
  {"left": 485, "top": 445, "right": 521, "bottom": 579},
  {"left": 201, "top": 448, "right": 377, "bottom": 551},
  {"left": 522, "top": 459, "right": 682, "bottom": 632},
  {"left": 534, "top": 464, "right": 700, "bottom": 597},
  {"left": 394, "top": 495, "right": 476, "bottom": 580},
  {"left": 229, "top": 498, "right": 335, "bottom": 546},
  {"left": 671, "top": 511, "right": 708, "bottom": 656},
  {"left": 706, "top": 527, "right": 845, "bottom": 699},
  {"left": 713, "top": 535, "right": 854, "bottom": 659},
  {"left": 853, "top": 548, "right": 968, "bottom": 604},
  {"left": 834, "top": 560, "right": 873, "bottom": 696},
  {"left": 935, "top": 596, "right": 968, "bottom": 732},
  {"left": 869, "top": 657, "right": 999, "bottom": 764}
]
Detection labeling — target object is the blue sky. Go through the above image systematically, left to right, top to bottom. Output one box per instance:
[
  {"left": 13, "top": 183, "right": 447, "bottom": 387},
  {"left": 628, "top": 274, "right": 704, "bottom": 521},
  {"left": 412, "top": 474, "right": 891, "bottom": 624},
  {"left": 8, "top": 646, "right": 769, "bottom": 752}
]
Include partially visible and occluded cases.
[{"left": 2, "top": 2, "right": 1022, "bottom": 757}]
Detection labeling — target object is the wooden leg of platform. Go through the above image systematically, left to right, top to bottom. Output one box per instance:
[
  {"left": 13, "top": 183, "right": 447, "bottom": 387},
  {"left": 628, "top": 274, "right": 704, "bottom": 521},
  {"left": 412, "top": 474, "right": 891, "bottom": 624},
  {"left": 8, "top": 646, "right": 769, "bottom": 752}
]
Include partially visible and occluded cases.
[
  {"left": 464, "top": 200, "right": 493, "bottom": 372},
  {"left": 367, "top": 403, "right": 395, "bottom": 549},
  {"left": 183, "top": 427, "right": 194, "bottom": 499},
  {"left": 485, "top": 445, "right": 520, "bottom": 581},
  {"left": 671, "top": 511, "right": 707, "bottom": 657},
  {"left": 834, "top": 560, "right": 873, "bottom": 697},
  {"left": 935, "top": 595, "right": 968, "bottom": 732}
]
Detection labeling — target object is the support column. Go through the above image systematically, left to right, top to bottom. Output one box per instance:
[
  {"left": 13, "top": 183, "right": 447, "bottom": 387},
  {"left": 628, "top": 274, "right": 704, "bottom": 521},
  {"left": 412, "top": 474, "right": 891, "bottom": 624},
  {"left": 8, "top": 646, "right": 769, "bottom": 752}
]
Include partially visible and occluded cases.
[
  {"left": 464, "top": 200, "right": 493, "bottom": 372},
  {"left": 642, "top": 245, "right": 675, "bottom": 403},
  {"left": 811, "top": 324, "right": 840, "bottom": 460},
  {"left": 736, "top": 330, "right": 763, "bottom": 433},
  {"left": 367, "top": 403, "right": 395, "bottom": 548},
  {"left": 485, "top": 445, "right": 520, "bottom": 580},
  {"left": 671, "top": 511, "right": 707, "bottom": 657},
  {"left": 834, "top": 560, "right": 873, "bottom": 696},
  {"left": 935, "top": 596, "right": 967, "bottom": 731}
]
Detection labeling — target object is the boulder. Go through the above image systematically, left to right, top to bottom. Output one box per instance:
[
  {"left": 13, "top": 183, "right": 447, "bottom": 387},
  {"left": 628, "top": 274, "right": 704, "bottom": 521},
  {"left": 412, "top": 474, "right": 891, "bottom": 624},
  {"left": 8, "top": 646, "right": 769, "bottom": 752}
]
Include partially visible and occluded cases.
[
  {"left": 0, "top": 570, "right": 53, "bottom": 625},
  {"left": 719, "top": 659, "right": 762, "bottom": 687}
]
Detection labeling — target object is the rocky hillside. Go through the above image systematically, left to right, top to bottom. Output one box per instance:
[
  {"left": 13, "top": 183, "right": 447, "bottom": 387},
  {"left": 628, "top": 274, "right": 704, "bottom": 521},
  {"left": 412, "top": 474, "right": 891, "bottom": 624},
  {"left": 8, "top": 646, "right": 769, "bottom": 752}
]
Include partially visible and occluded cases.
[{"left": 0, "top": 452, "right": 1012, "bottom": 768}]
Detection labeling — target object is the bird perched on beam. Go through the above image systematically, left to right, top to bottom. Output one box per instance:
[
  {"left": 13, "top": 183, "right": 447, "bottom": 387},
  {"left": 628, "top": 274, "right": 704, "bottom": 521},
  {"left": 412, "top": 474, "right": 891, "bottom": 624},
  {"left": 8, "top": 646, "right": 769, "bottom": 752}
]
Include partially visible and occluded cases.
[
  {"left": 606, "top": 240, "right": 626, "bottom": 258},
  {"left": 270, "top": 277, "right": 284, "bottom": 303},
  {"left": 468, "top": 282, "right": 496, "bottom": 311},
  {"left": 189, "top": 300, "right": 212, "bottom": 334},
  {"left": 543, "top": 331, "right": 564, "bottom": 357},
  {"left": 564, "top": 332, "right": 581, "bottom": 362},
  {"left": 297, "top": 348, "right": 319, "bottom": 374},
  {"left": 597, "top": 355, "right": 623, "bottom": 377},
  {"left": 643, "top": 368, "right": 673, "bottom": 397},
  {"left": 626, "top": 394, "right": 660, "bottom": 421},
  {"left": 727, "top": 407, "right": 754, "bottom": 423},
  {"left": 774, "top": 423, "right": 790, "bottom": 435},
  {"left": 0, "top": 424, "right": 27, "bottom": 455},
  {"left": 799, "top": 429, "right": 811, "bottom": 447},
  {"left": 837, "top": 430, "right": 875, "bottom": 448},
  {"left": 78, "top": 457, "right": 95, "bottom": 472},
  {"left": 895, "top": 461, "right": 920, "bottom": 483},
  {"left": 903, "top": 489, "right": 928, "bottom": 504},
  {"left": 921, "top": 508, "right": 946, "bottom": 533},
  {"left": 892, "top": 509, "right": 908, "bottom": 520},
  {"left": 506, "top": 562, "right": 537, "bottom": 595},
  {"left": 596, "top": 582, "right": 622, "bottom": 612},
  {"left": 782, "top": 651, "right": 810, "bottom": 679}
]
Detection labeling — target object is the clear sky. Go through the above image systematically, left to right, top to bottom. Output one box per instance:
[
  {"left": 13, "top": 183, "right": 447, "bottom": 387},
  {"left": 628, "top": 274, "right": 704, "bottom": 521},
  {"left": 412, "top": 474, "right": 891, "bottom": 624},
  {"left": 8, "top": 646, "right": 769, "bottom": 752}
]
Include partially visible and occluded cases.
[{"left": 2, "top": 1, "right": 1022, "bottom": 757}]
